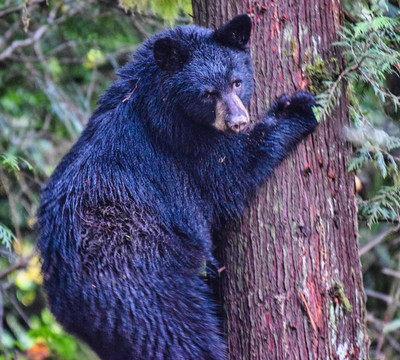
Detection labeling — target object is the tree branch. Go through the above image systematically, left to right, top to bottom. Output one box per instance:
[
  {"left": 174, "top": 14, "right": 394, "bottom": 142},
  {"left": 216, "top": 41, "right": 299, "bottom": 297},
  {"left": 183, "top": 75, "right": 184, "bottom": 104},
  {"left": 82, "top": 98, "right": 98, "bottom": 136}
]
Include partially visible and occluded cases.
[
  {"left": 0, "top": 0, "right": 45, "bottom": 18},
  {"left": 0, "top": 24, "right": 48, "bottom": 61},
  {"left": 359, "top": 223, "right": 400, "bottom": 256},
  {"left": 0, "top": 253, "right": 34, "bottom": 280}
]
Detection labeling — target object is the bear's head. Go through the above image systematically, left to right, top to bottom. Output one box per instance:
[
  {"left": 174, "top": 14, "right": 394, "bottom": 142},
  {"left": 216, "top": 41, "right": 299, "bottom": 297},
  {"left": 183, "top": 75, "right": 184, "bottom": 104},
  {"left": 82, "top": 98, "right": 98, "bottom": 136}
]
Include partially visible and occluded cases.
[{"left": 152, "top": 15, "right": 254, "bottom": 135}]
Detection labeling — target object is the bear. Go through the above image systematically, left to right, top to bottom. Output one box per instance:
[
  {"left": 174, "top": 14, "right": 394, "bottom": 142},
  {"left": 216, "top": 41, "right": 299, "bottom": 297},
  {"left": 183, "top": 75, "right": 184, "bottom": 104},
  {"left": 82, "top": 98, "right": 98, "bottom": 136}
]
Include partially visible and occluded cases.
[{"left": 37, "top": 14, "right": 318, "bottom": 360}]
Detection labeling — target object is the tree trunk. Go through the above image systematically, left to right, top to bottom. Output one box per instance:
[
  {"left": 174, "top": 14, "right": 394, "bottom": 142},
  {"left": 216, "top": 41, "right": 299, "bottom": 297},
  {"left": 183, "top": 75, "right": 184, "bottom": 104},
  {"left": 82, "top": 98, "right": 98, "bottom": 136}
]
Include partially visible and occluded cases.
[{"left": 192, "top": 1, "right": 370, "bottom": 359}]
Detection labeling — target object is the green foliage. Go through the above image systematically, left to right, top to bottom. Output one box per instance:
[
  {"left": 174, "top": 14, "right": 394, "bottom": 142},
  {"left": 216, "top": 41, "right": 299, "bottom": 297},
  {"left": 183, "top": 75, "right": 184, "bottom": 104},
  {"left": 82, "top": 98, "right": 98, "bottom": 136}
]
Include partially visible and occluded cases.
[
  {"left": 0, "top": 0, "right": 399, "bottom": 358},
  {"left": 119, "top": 0, "right": 192, "bottom": 23},
  {"left": 0, "top": 1, "right": 181, "bottom": 358},
  {"left": 335, "top": 2, "right": 400, "bottom": 357},
  {"left": 317, "top": 5, "right": 400, "bottom": 224},
  {"left": 340, "top": 8, "right": 400, "bottom": 225},
  {"left": 317, "top": 11, "right": 400, "bottom": 114},
  {"left": 353, "top": 15, "right": 398, "bottom": 37},
  {"left": 304, "top": 54, "right": 338, "bottom": 94},
  {"left": 312, "top": 106, "right": 322, "bottom": 123},
  {"left": 346, "top": 112, "right": 400, "bottom": 178},
  {"left": 0, "top": 152, "right": 31, "bottom": 249},
  {"left": 0, "top": 153, "right": 32, "bottom": 178},
  {"left": 358, "top": 186, "right": 400, "bottom": 227},
  {"left": 0, "top": 224, "right": 16, "bottom": 250},
  {"left": 26, "top": 309, "right": 97, "bottom": 360}
]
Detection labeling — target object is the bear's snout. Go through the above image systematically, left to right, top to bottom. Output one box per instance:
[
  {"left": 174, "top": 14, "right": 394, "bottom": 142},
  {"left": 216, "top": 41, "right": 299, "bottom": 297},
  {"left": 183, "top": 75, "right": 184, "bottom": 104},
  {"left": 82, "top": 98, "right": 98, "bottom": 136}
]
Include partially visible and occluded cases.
[
  {"left": 214, "top": 93, "right": 250, "bottom": 133},
  {"left": 227, "top": 115, "right": 249, "bottom": 133}
]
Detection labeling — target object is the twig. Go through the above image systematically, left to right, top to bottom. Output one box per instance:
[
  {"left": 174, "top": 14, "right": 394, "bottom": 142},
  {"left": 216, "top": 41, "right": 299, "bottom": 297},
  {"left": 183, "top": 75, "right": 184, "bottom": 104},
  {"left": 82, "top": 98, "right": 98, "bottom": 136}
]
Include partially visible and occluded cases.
[
  {"left": 0, "top": 0, "right": 45, "bottom": 18},
  {"left": 342, "top": 8, "right": 357, "bottom": 24},
  {"left": 131, "top": 15, "right": 151, "bottom": 39},
  {"left": 0, "top": 21, "right": 20, "bottom": 53},
  {"left": 0, "top": 24, "right": 48, "bottom": 61},
  {"left": 320, "top": 34, "right": 373, "bottom": 114},
  {"left": 47, "top": 40, "right": 75, "bottom": 56},
  {"left": 324, "top": 56, "right": 368, "bottom": 111},
  {"left": 86, "top": 66, "right": 98, "bottom": 112},
  {"left": 359, "top": 68, "right": 400, "bottom": 102},
  {"left": 0, "top": 168, "right": 22, "bottom": 241},
  {"left": 359, "top": 223, "right": 400, "bottom": 256},
  {"left": 0, "top": 248, "right": 16, "bottom": 259},
  {"left": 0, "top": 253, "right": 35, "bottom": 280},
  {"left": 375, "top": 255, "right": 400, "bottom": 357},
  {"left": 382, "top": 267, "right": 400, "bottom": 280},
  {"left": 2, "top": 274, "right": 18, "bottom": 291},
  {"left": 365, "top": 288, "right": 400, "bottom": 307},
  {"left": 0, "top": 289, "right": 9, "bottom": 360},
  {"left": 1, "top": 289, "right": 30, "bottom": 327},
  {"left": 0, "top": 290, "right": 4, "bottom": 358},
  {"left": 365, "top": 310, "right": 400, "bottom": 354},
  {"left": 366, "top": 312, "right": 383, "bottom": 329},
  {"left": 386, "top": 334, "right": 400, "bottom": 353}
]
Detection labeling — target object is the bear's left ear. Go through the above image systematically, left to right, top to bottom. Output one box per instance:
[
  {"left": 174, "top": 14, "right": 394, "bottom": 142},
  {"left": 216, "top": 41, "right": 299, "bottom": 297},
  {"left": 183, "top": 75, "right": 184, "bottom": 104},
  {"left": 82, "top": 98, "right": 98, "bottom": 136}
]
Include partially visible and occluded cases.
[
  {"left": 213, "top": 14, "right": 252, "bottom": 50},
  {"left": 153, "top": 37, "right": 190, "bottom": 72}
]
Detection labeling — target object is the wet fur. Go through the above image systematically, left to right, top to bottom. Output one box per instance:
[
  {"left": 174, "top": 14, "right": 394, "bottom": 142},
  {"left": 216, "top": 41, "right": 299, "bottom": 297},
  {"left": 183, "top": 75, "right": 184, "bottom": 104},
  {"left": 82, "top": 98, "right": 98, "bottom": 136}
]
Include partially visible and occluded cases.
[{"left": 37, "top": 18, "right": 318, "bottom": 360}]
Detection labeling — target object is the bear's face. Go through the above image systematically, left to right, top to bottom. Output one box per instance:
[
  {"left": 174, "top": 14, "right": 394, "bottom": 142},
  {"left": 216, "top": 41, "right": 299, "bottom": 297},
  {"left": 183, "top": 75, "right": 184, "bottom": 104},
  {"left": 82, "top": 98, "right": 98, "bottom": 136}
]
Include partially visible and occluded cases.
[
  {"left": 153, "top": 15, "right": 254, "bottom": 134},
  {"left": 177, "top": 44, "right": 253, "bottom": 134}
]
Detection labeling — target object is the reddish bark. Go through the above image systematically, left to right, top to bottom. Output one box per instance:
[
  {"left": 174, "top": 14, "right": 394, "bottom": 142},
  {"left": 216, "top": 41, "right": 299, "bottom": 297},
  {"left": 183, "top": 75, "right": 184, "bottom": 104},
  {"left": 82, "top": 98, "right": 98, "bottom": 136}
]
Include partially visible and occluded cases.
[{"left": 192, "top": 0, "right": 370, "bottom": 359}]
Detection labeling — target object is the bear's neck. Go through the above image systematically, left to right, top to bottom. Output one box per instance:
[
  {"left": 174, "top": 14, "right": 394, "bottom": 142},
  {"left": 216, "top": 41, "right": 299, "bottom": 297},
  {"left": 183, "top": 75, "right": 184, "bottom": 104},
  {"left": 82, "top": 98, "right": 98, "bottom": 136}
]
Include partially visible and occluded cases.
[{"left": 142, "top": 105, "right": 226, "bottom": 157}]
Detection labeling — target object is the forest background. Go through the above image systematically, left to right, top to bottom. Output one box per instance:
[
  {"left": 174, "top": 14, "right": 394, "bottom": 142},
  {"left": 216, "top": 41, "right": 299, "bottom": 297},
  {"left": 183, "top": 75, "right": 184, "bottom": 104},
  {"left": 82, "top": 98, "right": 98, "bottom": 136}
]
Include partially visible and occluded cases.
[{"left": 0, "top": 0, "right": 399, "bottom": 359}]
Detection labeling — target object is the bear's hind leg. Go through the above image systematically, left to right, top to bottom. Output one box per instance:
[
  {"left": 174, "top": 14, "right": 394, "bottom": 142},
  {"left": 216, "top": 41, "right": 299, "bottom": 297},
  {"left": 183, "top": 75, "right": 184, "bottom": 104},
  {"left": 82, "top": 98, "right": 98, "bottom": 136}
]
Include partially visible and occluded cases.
[{"left": 69, "top": 271, "right": 226, "bottom": 360}]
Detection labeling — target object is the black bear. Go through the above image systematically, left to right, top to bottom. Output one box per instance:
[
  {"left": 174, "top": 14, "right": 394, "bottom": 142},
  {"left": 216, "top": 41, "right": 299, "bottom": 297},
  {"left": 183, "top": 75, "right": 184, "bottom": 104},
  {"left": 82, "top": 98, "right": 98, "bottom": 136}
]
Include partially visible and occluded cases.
[{"left": 37, "top": 14, "right": 318, "bottom": 360}]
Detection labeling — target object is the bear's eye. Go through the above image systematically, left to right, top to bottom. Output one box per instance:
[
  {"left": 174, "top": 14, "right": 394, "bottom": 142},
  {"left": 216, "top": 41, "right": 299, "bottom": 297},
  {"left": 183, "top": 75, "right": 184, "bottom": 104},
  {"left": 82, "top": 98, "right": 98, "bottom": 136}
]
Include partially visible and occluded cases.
[
  {"left": 233, "top": 80, "right": 242, "bottom": 89},
  {"left": 203, "top": 90, "right": 218, "bottom": 99}
]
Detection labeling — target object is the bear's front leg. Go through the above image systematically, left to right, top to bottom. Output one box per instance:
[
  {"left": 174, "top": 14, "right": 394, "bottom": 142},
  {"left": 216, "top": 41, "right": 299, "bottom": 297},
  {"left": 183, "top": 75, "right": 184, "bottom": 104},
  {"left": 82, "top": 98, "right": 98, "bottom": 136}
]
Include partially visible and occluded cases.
[
  {"left": 248, "top": 91, "right": 319, "bottom": 173},
  {"left": 204, "top": 92, "right": 318, "bottom": 227}
]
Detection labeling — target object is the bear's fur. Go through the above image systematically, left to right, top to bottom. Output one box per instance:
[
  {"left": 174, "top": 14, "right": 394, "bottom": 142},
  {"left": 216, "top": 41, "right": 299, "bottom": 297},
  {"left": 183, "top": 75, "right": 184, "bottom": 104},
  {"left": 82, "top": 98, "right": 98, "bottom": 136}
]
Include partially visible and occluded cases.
[{"left": 37, "top": 15, "right": 318, "bottom": 360}]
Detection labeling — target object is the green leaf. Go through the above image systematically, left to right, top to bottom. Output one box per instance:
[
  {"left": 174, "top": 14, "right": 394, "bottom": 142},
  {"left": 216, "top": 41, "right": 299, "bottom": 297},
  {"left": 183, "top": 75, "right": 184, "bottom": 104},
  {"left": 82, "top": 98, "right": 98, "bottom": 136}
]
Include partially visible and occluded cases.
[
  {"left": 119, "top": 0, "right": 192, "bottom": 23},
  {"left": 312, "top": 106, "right": 322, "bottom": 123},
  {"left": 374, "top": 151, "right": 387, "bottom": 178},
  {"left": 0, "top": 153, "right": 33, "bottom": 176},
  {"left": 0, "top": 224, "right": 17, "bottom": 250}
]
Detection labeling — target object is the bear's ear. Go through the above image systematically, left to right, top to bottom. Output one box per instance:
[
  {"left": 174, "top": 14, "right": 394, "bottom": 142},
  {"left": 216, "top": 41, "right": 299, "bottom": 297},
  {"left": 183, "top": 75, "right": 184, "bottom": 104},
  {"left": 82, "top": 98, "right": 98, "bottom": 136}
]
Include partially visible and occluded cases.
[
  {"left": 213, "top": 14, "right": 252, "bottom": 50},
  {"left": 153, "top": 37, "right": 190, "bottom": 72}
]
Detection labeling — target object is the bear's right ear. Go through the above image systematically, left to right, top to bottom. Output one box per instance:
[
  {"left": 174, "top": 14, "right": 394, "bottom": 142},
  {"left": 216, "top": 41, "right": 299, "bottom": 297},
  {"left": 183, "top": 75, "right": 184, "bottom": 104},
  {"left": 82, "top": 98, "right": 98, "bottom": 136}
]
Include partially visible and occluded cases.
[
  {"left": 213, "top": 14, "right": 252, "bottom": 50},
  {"left": 153, "top": 37, "right": 190, "bottom": 72}
]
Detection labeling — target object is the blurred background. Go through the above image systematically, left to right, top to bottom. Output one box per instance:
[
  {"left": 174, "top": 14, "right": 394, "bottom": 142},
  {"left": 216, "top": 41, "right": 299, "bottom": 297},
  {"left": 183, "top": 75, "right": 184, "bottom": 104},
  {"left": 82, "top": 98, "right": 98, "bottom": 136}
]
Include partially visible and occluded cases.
[{"left": 0, "top": 0, "right": 399, "bottom": 359}]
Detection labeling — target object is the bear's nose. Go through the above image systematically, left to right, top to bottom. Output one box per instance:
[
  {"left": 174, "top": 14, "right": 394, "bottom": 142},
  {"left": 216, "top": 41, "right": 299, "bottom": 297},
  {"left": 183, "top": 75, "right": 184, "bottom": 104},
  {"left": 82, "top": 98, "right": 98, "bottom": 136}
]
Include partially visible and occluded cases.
[{"left": 228, "top": 115, "right": 248, "bottom": 133}]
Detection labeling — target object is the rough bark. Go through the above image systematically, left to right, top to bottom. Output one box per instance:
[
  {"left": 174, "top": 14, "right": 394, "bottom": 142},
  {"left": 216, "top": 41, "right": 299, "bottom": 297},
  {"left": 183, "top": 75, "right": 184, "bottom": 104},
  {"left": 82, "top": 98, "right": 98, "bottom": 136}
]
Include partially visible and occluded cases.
[{"left": 192, "top": 1, "right": 370, "bottom": 359}]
